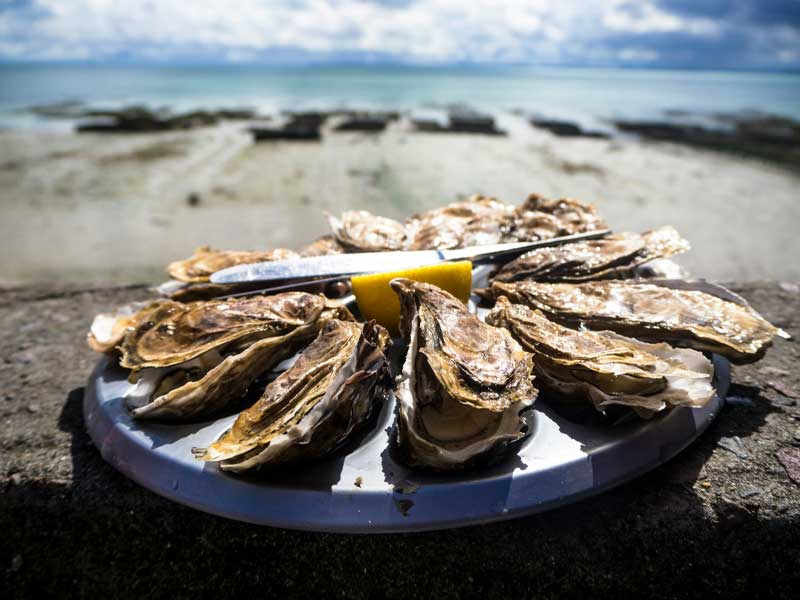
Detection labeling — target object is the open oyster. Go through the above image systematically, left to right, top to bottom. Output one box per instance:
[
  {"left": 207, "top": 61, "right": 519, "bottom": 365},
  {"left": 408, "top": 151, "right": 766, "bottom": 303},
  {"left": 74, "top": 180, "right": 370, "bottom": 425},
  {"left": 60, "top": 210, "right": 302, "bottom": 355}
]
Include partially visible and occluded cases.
[
  {"left": 511, "top": 193, "right": 607, "bottom": 238},
  {"left": 403, "top": 195, "right": 513, "bottom": 250},
  {"left": 328, "top": 210, "right": 406, "bottom": 252},
  {"left": 493, "top": 226, "right": 689, "bottom": 283},
  {"left": 299, "top": 234, "right": 345, "bottom": 257},
  {"left": 167, "top": 245, "right": 299, "bottom": 283},
  {"left": 390, "top": 278, "right": 537, "bottom": 470},
  {"left": 491, "top": 280, "right": 787, "bottom": 363},
  {"left": 89, "top": 293, "right": 353, "bottom": 420},
  {"left": 487, "top": 297, "right": 715, "bottom": 415},
  {"left": 199, "top": 319, "right": 391, "bottom": 472}
]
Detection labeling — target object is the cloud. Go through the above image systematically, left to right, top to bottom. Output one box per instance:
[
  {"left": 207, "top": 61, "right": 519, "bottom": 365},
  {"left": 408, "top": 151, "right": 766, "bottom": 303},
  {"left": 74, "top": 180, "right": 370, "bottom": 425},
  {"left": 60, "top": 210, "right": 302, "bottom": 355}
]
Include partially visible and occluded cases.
[{"left": 0, "top": 0, "right": 797, "bottom": 68}]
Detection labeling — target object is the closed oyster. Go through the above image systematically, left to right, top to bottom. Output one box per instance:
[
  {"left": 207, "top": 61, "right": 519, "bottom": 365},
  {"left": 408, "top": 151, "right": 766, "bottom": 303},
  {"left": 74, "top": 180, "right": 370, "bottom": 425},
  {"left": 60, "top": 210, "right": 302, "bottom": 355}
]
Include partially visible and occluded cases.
[
  {"left": 403, "top": 195, "right": 514, "bottom": 250},
  {"left": 328, "top": 210, "right": 406, "bottom": 252},
  {"left": 493, "top": 226, "right": 689, "bottom": 283},
  {"left": 167, "top": 245, "right": 299, "bottom": 283},
  {"left": 390, "top": 278, "right": 537, "bottom": 470},
  {"left": 491, "top": 280, "right": 787, "bottom": 363},
  {"left": 89, "top": 293, "right": 353, "bottom": 420},
  {"left": 486, "top": 297, "right": 715, "bottom": 415},
  {"left": 199, "top": 319, "right": 391, "bottom": 472}
]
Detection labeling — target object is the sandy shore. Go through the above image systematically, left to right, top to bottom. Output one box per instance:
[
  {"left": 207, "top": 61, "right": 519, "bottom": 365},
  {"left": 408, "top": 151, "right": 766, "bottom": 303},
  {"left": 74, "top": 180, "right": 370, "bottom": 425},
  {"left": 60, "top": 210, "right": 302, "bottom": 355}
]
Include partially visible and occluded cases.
[{"left": 1, "top": 115, "right": 799, "bottom": 284}]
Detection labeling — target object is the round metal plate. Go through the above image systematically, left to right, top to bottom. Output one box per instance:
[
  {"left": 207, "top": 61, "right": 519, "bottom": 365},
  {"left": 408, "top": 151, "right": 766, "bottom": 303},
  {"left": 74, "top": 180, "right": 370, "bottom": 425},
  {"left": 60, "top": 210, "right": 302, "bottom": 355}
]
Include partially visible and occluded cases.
[{"left": 83, "top": 354, "right": 728, "bottom": 532}]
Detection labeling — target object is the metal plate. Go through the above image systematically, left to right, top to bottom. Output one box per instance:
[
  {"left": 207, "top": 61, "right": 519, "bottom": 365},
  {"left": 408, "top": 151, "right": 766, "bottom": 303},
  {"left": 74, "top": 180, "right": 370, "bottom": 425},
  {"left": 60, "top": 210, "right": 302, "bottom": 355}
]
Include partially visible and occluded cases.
[{"left": 83, "top": 354, "right": 728, "bottom": 533}]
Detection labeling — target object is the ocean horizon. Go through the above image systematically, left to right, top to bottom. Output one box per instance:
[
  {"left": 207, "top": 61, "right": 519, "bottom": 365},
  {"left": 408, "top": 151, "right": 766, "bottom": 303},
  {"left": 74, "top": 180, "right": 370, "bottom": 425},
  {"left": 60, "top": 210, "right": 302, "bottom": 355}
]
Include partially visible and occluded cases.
[{"left": 2, "top": 63, "right": 800, "bottom": 131}]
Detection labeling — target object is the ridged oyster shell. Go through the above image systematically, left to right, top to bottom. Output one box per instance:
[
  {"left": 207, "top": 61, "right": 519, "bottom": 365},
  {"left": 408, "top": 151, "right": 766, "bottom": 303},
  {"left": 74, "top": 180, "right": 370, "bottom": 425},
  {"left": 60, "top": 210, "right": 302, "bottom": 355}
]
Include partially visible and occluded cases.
[
  {"left": 493, "top": 226, "right": 689, "bottom": 283},
  {"left": 167, "top": 245, "right": 298, "bottom": 283},
  {"left": 390, "top": 278, "right": 537, "bottom": 470},
  {"left": 491, "top": 279, "right": 787, "bottom": 364},
  {"left": 89, "top": 293, "right": 353, "bottom": 421},
  {"left": 486, "top": 297, "right": 715, "bottom": 415},
  {"left": 200, "top": 319, "right": 391, "bottom": 472}
]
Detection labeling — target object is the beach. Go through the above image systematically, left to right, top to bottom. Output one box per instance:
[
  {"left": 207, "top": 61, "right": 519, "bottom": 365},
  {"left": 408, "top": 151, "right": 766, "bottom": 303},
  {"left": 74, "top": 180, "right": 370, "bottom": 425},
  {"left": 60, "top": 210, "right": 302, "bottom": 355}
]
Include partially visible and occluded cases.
[{"left": 1, "top": 113, "right": 799, "bottom": 285}]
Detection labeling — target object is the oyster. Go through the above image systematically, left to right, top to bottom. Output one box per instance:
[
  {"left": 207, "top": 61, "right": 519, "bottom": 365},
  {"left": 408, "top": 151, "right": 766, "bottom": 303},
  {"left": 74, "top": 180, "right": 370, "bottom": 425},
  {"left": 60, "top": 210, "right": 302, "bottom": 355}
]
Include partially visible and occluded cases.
[
  {"left": 510, "top": 193, "right": 607, "bottom": 239},
  {"left": 403, "top": 195, "right": 514, "bottom": 250},
  {"left": 328, "top": 210, "right": 406, "bottom": 252},
  {"left": 493, "top": 226, "right": 689, "bottom": 283},
  {"left": 299, "top": 234, "right": 345, "bottom": 257},
  {"left": 167, "top": 245, "right": 299, "bottom": 283},
  {"left": 390, "top": 278, "right": 537, "bottom": 470},
  {"left": 491, "top": 280, "right": 787, "bottom": 363},
  {"left": 90, "top": 293, "right": 353, "bottom": 420},
  {"left": 119, "top": 293, "right": 350, "bottom": 369},
  {"left": 486, "top": 297, "right": 715, "bottom": 415},
  {"left": 87, "top": 301, "right": 152, "bottom": 353},
  {"left": 200, "top": 319, "right": 391, "bottom": 472}
]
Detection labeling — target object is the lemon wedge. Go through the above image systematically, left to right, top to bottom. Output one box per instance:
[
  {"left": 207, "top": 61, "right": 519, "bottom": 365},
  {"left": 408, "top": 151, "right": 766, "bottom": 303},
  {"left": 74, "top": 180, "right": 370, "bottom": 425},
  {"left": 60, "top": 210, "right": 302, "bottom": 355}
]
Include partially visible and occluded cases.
[{"left": 351, "top": 260, "right": 472, "bottom": 334}]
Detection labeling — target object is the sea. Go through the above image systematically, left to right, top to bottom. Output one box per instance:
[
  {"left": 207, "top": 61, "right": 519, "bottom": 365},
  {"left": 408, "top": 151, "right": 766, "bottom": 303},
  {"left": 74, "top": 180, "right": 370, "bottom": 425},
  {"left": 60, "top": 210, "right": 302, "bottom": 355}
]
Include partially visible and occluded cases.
[{"left": 1, "top": 64, "right": 799, "bottom": 130}]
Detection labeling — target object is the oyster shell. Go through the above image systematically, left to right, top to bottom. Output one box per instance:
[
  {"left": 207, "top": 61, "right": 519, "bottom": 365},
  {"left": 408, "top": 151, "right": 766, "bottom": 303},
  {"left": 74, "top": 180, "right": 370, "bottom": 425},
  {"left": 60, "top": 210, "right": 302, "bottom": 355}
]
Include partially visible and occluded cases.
[
  {"left": 511, "top": 193, "right": 607, "bottom": 238},
  {"left": 403, "top": 195, "right": 514, "bottom": 250},
  {"left": 328, "top": 210, "right": 406, "bottom": 252},
  {"left": 493, "top": 226, "right": 689, "bottom": 283},
  {"left": 298, "top": 234, "right": 345, "bottom": 257},
  {"left": 167, "top": 245, "right": 299, "bottom": 283},
  {"left": 390, "top": 278, "right": 537, "bottom": 470},
  {"left": 491, "top": 280, "right": 787, "bottom": 363},
  {"left": 119, "top": 292, "right": 350, "bottom": 370},
  {"left": 90, "top": 293, "right": 353, "bottom": 420},
  {"left": 486, "top": 297, "right": 715, "bottom": 415},
  {"left": 87, "top": 301, "right": 152, "bottom": 353},
  {"left": 200, "top": 319, "right": 391, "bottom": 472}
]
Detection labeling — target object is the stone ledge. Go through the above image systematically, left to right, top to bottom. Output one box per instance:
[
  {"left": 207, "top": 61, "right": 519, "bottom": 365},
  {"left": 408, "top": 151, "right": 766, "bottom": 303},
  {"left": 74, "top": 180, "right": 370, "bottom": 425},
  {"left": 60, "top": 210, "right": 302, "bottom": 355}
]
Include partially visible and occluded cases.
[{"left": 1, "top": 282, "right": 799, "bottom": 598}]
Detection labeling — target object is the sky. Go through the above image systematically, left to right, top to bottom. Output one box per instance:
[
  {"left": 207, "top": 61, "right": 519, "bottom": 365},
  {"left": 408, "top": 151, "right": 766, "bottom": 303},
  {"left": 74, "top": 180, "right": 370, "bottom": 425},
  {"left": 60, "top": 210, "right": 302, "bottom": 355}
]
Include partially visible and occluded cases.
[{"left": 0, "top": 0, "right": 799, "bottom": 70}]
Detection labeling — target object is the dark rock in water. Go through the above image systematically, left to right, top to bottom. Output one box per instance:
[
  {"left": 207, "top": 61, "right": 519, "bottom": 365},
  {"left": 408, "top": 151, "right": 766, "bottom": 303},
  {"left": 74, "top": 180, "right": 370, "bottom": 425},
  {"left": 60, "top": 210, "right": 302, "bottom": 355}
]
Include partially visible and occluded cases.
[
  {"left": 70, "top": 105, "right": 257, "bottom": 133},
  {"left": 76, "top": 106, "right": 220, "bottom": 133},
  {"left": 215, "top": 108, "right": 257, "bottom": 120},
  {"left": 411, "top": 108, "right": 505, "bottom": 136},
  {"left": 448, "top": 108, "right": 505, "bottom": 135},
  {"left": 249, "top": 111, "right": 326, "bottom": 141},
  {"left": 333, "top": 112, "right": 397, "bottom": 132},
  {"left": 614, "top": 113, "right": 800, "bottom": 168},
  {"left": 411, "top": 118, "right": 447, "bottom": 132},
  {"left": 530, "top": 119, "right": 610, "bottom": 139}
]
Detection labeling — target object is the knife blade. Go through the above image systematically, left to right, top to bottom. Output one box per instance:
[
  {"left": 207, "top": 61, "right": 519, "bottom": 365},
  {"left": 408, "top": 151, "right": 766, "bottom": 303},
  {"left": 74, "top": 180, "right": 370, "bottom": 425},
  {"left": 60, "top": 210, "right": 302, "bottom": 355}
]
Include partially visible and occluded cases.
[{"left": 209, "top": 229, "right": 611, "bottom": 285}]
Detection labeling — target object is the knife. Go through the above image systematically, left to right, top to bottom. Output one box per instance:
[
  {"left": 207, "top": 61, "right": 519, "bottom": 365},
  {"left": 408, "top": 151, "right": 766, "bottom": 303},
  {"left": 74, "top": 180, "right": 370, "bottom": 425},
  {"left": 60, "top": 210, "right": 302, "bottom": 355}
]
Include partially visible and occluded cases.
[{"left": 210, "top": 229, "right": 611, "bottom": 285}]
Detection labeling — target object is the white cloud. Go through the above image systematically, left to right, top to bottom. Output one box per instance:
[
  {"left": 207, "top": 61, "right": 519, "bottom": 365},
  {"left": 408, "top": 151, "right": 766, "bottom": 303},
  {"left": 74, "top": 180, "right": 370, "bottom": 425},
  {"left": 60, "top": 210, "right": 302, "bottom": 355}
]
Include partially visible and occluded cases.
[{"left": 0, "top": 0, "right": 795, "bottom": 67}]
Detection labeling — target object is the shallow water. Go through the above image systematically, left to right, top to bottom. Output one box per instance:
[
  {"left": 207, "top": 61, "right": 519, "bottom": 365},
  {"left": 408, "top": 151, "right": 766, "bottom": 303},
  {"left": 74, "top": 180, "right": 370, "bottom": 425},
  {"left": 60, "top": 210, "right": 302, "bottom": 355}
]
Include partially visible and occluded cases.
[{"left": 2, "top": 64, "right": 800, "bottom": 129}]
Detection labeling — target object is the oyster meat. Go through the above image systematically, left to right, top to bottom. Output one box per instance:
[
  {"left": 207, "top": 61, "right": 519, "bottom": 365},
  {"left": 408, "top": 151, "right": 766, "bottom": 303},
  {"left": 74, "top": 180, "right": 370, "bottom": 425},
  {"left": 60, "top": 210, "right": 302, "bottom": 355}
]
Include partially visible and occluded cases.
[
  {"left": 328, "top": 210, "right": 406, "bottom": 252},
  {"left": 493, "top": 226, "right": 689, "bottom": 283},
  {"left": 167, "top": 245, "right": 299, "bottom": 283},
  {"left": 391, "top": 278, "right": 537, "bottom": 470},
  {"left": 491, "top": 280, "right": 787, "bottom": 363},
  {"left": 90, "top": 293, "right": 353, "bottom": 420},
  {"left": 487, "top": 297, "right": 715, "bottom": 415},
  {"left": 199, "top": 319, "right": 391, "bottom": 472}
]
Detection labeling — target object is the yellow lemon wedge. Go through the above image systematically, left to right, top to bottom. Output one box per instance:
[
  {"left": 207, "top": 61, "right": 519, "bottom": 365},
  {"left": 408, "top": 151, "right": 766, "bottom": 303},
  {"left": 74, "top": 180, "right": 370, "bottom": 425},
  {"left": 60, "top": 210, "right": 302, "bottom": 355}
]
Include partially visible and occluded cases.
[{"left": 351, "top": 260, "right": 472, "bottom": 334}]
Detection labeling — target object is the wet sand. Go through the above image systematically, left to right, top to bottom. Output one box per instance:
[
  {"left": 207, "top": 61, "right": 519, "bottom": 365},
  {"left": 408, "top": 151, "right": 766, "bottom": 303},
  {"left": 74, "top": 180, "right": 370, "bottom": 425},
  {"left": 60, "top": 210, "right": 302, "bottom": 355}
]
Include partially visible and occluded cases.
[{"left": 1, "top": 115, "right": 799, "bottom": 284}]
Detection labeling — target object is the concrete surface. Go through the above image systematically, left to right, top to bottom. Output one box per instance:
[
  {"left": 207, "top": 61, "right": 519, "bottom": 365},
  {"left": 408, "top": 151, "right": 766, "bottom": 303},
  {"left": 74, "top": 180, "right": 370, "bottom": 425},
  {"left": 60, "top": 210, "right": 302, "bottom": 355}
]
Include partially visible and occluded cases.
[{"left": 1, "top": 282, "right": 799, "bottom": 598}]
